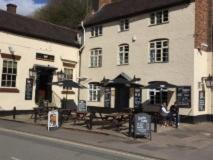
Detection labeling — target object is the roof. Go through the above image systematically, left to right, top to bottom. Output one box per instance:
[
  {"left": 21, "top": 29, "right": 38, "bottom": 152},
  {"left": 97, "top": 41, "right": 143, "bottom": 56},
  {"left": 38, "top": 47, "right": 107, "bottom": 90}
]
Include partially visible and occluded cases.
[
  {"left": 84, "top": 0, "right": 192, "bottom": 27},
  {"left": 0, "top": 10, "right": 80, "bottom": 47}
]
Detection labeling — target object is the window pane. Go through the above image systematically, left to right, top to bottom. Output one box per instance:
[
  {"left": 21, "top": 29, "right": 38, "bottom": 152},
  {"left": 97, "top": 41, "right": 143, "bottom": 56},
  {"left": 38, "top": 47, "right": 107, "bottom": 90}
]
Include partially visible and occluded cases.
[
  {"left": 163, "top": 10, "right": 168, "bottom": 22},
  {"left": 150, "top": 13, "right": 155, "bottom": 24},
  {"left": 163, "top": 41, "right": 168, "bottom": 47},
  {"left": 156, "top": 42, "right": 162, "bottom": 48},
  {"left": 2, "top": 75, "right": 6, "bottom": 80},
  {"left": 7, "top": 81, "right": 11, "bottom": 87},
  {"left": 12, "top": 81, "right": 16, "bottom": 87}
]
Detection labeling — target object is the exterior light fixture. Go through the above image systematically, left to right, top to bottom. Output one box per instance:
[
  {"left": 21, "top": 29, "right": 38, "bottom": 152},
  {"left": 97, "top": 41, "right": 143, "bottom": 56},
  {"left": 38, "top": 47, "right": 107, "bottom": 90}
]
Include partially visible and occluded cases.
[
  {"left": 29, "top": 67, "right": 36, "bottom": 79},
  {"left": 57, "top": 70, "right": 65, "bottom": 81},
  {"left": 205, "top": 75, "right": 213, "bottom": 88}
]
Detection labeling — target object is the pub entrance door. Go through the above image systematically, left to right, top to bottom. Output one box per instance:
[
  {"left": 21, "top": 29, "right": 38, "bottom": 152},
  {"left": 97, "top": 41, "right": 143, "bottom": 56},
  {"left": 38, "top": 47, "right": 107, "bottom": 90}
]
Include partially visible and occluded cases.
[
  {"left": 35, "top": 67, "right": 55, "bottom": 104},
  {"left": 115, "top": 85, "right": 129, "bottom": 111}
]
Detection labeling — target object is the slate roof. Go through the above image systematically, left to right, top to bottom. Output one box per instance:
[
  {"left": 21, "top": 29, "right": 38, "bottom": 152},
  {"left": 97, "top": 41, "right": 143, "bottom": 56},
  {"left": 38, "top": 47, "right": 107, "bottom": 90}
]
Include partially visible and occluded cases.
[
  {"left": 84, "top": 0, "right": 193, "bottom": 27},
  {"left": 0, "top": 10, "right": 80, "bottom": 47}
]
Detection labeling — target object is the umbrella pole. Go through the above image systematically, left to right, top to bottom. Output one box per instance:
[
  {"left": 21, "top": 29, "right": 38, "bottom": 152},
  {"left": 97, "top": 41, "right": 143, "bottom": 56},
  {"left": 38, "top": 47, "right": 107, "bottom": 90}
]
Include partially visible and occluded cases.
[
  {"left": 65, "top": 87, "right": 68, "bottom": 109},
  {"left": 160, "top": 88, "right": 162, "bottom": 105}
]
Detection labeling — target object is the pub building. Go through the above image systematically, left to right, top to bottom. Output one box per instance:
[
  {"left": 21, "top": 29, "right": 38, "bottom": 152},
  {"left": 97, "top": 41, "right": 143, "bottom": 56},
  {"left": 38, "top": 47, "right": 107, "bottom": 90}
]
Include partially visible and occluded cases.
[
  {"left": 79, "top": 0, "right": 213, "bottom": 122},
  {"left": 0, "top": 4, "right": 80, "bottom": 110}
]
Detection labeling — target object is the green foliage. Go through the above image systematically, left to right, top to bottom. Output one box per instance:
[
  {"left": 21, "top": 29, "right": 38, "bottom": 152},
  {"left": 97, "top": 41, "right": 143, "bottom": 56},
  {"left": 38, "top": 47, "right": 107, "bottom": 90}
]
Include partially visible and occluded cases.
[{"left": 34, "top": 0, "right": 91, "bottom": 28}]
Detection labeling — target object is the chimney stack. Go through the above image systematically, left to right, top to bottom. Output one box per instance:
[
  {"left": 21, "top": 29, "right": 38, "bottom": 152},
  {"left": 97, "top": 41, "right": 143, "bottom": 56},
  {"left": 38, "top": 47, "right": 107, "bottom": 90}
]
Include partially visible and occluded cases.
[{"left": 7, "top": 4, "right": 17, "bottom": 14}]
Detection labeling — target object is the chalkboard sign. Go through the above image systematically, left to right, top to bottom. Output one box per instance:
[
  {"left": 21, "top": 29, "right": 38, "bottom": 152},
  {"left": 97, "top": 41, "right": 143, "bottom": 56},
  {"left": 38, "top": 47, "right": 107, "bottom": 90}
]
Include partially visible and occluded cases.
[
  {"left": 25, "top": 78, "right": 33, "bottom": 100},
  {"left": 176, "top": 86, "right": 191, "bottom": 108},
  {"left": 104, "top": 88, "right": 111, "bottom": 108},
  {"left": 134, "top": 88, "right": 142, "bottom": 108},
  {"left": 199, "top": 91, "right": 205, "bottom": 111},
  {"left": 78, "top": 100, "right": 87, "bottom": 112},
  {"left": 134, "top": 113, "right": 151, "bottom": 140}
]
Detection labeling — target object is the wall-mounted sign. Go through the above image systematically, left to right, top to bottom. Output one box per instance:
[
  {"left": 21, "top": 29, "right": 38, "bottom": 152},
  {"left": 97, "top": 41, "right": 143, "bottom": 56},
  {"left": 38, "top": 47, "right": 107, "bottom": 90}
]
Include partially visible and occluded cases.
[
  {"left": 36, "top": 53, "right": 55, "bottom": 62},
  {"left": 25, "top": 78, "right": 33, "bottom": 100},
  {"left": 176, "top": 86, "right": 191, "bottom": 108},
  {"left": 104, "top": 88, "right": 111, "bottom": 108},
  {"left": 134, "top": 88, "right": 142, "bottom": 108},
  {"left": 199, "top": 91, "right": 205, "bottom": 111},
  {"left": 78, "top": 100, "right": 87, "bottom": 112},
  {"left": 48, "top": 110, "right": 59, "bottom": 131},
  {"left": 134, "top": 113, "right": 151, "bottom": 140}
]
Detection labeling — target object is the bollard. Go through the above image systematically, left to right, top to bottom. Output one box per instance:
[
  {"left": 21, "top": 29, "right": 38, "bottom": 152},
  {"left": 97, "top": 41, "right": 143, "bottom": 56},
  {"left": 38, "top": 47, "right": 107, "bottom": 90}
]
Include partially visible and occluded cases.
[{"left": 13, "top": 106, "right": 16, "bottom": 120}]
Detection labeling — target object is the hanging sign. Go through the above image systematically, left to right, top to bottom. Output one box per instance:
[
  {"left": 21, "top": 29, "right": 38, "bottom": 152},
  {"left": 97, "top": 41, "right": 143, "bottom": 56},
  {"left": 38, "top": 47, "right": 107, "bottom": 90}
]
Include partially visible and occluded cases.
[
  {"left": 25, "top": 78, "right": 33, "bottom": 100},
  {"left": 134, "top": 88, "right": 142, "bottom": 108},
  {"left": 199, "top": 91, "right": 205, "bottom": 111},
  {"left": 78, "top": 100, "right": 87, "bottom": 112},
  {"left": 48, "top": 110, "right": 59, "bottom": 131}
]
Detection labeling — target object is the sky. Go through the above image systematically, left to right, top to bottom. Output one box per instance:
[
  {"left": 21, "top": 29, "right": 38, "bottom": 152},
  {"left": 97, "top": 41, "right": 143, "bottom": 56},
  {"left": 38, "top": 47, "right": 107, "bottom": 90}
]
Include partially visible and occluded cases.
[{"left": 0, "top": 0, "right": 47, "bottom": 16}]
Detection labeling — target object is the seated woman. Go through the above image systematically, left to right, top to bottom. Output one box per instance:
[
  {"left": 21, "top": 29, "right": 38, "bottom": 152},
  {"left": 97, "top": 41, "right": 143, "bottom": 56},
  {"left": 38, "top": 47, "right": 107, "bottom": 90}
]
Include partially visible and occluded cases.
[{"left": 160, "top": 102, "right": 172, "bottom": 126}]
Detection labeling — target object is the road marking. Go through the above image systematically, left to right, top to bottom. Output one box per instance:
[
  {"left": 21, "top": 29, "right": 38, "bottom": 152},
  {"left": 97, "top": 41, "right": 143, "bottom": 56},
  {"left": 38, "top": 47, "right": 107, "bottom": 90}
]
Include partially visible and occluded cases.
[
  {"left": 0, "top": 127, "right": 162, "bottom": 160},
  {"left": 11, "top": 157, "right": 21, "bottom": 160}
]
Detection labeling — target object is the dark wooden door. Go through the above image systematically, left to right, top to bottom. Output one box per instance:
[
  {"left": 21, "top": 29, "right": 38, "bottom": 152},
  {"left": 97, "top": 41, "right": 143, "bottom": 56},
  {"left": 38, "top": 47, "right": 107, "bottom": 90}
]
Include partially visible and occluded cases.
[{"left": 115, "top": 86, "right": 129, "bottom": 111}]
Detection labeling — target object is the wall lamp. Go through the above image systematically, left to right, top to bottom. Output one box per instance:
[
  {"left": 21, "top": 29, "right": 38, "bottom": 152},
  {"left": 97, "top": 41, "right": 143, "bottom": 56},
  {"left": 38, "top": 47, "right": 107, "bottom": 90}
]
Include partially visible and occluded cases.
[
  {"left": 29, "top": 67, "right": 36, "bottom": 79},
  {"left": 57, "top": 70, "right": 65, "bottom": 81},
  {"left": 202, "top": 74, "right": 213, "bottom": 88}
]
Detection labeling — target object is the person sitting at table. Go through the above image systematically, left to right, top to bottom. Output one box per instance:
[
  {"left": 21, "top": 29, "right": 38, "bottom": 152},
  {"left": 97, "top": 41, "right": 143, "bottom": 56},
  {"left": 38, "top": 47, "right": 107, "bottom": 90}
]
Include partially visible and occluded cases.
[
  {"left": 160, "top": 102, "right": 172, "bottom": 126},
  {"left": 170, "top": 102, "right": 180, "bottom": 126}
]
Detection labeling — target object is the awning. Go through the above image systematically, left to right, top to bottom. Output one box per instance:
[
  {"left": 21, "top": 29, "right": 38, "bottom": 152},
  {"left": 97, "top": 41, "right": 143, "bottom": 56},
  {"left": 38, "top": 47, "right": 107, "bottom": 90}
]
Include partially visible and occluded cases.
[{"left": 144, "top": 81, "right": 178, "bottom": 89}]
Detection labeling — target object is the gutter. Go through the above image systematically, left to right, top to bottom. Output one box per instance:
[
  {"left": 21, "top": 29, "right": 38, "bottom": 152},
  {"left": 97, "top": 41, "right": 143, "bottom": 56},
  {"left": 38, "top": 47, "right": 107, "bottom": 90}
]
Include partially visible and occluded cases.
[{"left": 77, "top": 21, "right": 86, "bottom": 102}]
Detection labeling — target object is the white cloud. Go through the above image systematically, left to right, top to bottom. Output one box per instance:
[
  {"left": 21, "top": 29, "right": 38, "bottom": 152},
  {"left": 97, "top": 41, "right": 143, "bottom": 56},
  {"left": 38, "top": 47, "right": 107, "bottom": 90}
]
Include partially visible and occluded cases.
[{"left": 0, "top": 0, "right": 46, "bottom": 16}]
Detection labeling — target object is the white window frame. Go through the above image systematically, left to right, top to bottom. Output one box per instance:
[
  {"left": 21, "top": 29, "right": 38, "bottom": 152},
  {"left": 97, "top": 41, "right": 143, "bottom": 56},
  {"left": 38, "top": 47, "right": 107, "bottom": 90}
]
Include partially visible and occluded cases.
[
  {"left": 150, "top": 10, "right": 169, "bottom": 25},
  {"left": 119, "top": 19, "right": 129, "bottom": 32},
  {"left": 91, "top": 26, "right": 103, "bottom": 37},
  {"left": 149, "top": 39, "right": 169, "bottom": 63},
  {"left": 118, "top": 44, "right": 129, "bottom": 65},
  {"left": 90, "top": 48, "right": 102, "bottom": 68},
  {"left": 1, "top": 59, "right": 17, "bottom": 88},
  {"left": 64, "top": 68, "right": 73, "bottom": 80},
  {"left": 89, "top": 84, "right": 101, "bottom": 102},
  {"left": 149, "top": 89, "right": 168, "bottom": 105}
]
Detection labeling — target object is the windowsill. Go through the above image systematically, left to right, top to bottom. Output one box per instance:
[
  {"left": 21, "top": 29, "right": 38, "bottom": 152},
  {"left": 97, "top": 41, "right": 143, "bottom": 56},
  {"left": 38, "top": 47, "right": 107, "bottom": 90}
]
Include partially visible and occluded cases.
[
  {"left": 149, "top": 21, "right": 169, "bottom": 27},
  {"left": 118, "top": 29, "right": 129, "bottom": 33},
  {"left": 90, "top": 35, "right": 103, "bottom": 38},
  {"left": 148, "top": 61, "right": 169, "bottom": 64},
  {"left": 117, "top": 63, "right": 129, "bottom": 66},
  {"left": 89, "top": 66, "right": 102, "bottom": 68},
  {"left": 0, "top": 88, "right": 20, "bottom": 93},
  {"left": 61, "top": 90, "right": 75, "bottom": 95},
  {"left": 87, "top": 100, "right": 101, "bottom": 102}
]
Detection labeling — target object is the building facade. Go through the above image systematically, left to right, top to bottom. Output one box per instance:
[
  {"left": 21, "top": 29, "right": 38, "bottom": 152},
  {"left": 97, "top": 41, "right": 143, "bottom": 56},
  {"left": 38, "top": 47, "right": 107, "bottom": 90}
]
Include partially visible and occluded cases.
[
  {"left": 80, "top": 0, "right": 213, "bottom": 122},
  {"left": 0, "top": 4, "right": 80, "bottom": 110}
]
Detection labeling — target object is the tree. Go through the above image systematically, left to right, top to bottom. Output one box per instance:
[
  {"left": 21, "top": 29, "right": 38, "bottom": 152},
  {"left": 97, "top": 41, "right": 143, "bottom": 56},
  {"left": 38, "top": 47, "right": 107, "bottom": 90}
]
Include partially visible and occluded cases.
[{"left": 34, "top": 0, "right": 91, "bottom": 28}]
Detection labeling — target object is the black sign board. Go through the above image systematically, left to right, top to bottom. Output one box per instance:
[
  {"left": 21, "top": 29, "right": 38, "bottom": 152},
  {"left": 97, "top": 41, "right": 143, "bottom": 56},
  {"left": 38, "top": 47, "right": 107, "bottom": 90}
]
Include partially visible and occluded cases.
[
  {"left": 36, "top": 53, "right": 55, "bottom": 62},
  {"left": 25, "top": 78, "right": 33, "bottom": 100},
  {"left": 176, "top": 86, "right": 191, "bottom": 108},
  {"left": 104, "top": 88, "right": 111, "bottom": 108},
  {"left": 134, "top": 88, "right": 142, "bottom": 108},
  {"left": 199, "top": 91, "right": 205, "bottom": 111},
  {"left": 78, "top": 100, "right": 87, "bottom": 112},
  {"left": 134, "top": 113, "right": 151, "bottom": 140}
]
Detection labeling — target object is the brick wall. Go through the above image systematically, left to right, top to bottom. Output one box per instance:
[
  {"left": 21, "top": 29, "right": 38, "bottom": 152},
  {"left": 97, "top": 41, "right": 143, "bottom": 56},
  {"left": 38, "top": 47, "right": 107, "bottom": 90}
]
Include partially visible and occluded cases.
[{"left": 195, "top": 0, "right": 213, "bottom": 51}]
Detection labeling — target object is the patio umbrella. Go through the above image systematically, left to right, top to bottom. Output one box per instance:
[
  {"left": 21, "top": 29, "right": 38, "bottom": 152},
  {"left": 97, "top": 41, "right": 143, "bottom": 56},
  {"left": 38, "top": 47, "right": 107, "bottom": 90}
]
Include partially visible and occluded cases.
[
  {"left": 52, "top": 80, "right": 84, "bottom": 108},
  {"left": 144, "top": 81, "right": 178, "bottom": 104}
]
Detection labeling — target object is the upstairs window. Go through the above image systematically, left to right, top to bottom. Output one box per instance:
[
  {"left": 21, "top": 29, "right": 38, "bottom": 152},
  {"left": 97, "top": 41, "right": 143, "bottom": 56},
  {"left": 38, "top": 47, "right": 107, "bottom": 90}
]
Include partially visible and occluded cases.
[
  {"left": 150, "top": 10, "right": 168, "bottom": 25},
  {"left": 120, "top": 19, "right": 129, "bottom": 32},
  {"left": 91, "top": 26, "right": 102, "bottom": 37},
  {"left": 149, "top": 39, "right": 169, "bottom": 63},
  {"left": 118, "top": 44, "right": 129, "bottom": 65},
  {"left": 90, "top": 48, "right": 102, "bottom": 68},
  {"left": 1, "top": 60, "right": 17, "bottom": 88},
  {"left": 64, "top": 68, "right": 73, "bottom": 80},
  {"left": 89, "top": 84, "right": 101, "bottom": 102}
]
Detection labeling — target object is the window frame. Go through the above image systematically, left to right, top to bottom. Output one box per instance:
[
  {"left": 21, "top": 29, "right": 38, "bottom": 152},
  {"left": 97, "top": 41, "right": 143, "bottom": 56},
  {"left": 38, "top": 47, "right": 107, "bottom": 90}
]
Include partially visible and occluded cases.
[
  {"left": 150, "top": 10, "right": 169, "bottom": 25},
  {"left": 119, "top": 19, "right": 129, "bottom": 32},
  {"left": 91, "top": 25, "right": 103, "bottom": 37},
  {"left": 149, "top": 39, "right": 169, "bottom": 63},
  {"left": 118, "top": 44, "right": 129, "bottom": 65},
  {"left": 90, "top": 48, "right": 102, "bottom": 68},
  {"left": 1, "top": 59, "right": 18, "bottom": 88},
  {"left": 64, "top": 68, "right": 73, "bottom": 80},
  {"left": 88, "top": 84, "right": 101, "bottom": 102},
  {"left": 149, "top": 89, "right": 168, "bottom": 105}
]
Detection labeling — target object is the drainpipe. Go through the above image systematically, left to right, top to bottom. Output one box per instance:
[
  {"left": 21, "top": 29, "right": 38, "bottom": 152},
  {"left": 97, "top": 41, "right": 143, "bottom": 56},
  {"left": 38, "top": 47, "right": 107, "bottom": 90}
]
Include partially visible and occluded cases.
[{"left": 77, "top": 21, "right": 86, "bottom": 103}]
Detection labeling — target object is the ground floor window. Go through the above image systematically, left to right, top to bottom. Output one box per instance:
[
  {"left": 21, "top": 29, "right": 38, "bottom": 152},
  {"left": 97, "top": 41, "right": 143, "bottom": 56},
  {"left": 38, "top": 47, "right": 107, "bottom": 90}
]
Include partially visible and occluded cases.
[
  {"left": 1, "top": 60, "right": 17, "bottom": 87},
  {"left": 89, "top": 84, "right": 101, "bottom": 102},
  {"left": 149, "top": 89, "right": 168, "bottom": 105}
]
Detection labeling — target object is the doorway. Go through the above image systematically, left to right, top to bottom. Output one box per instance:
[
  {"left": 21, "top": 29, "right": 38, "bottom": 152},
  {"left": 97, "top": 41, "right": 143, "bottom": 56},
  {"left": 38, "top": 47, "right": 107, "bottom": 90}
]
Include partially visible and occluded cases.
[
  {"left": 35, "top": 67, "right": 54, "bottom": 104},
  {"left": 115, "top": 85, "right": 129, "bottom": 111}
]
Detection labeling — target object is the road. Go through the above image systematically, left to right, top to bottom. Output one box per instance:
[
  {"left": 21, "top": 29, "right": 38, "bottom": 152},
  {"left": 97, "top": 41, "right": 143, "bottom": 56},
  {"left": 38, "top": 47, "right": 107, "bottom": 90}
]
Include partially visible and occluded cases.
[{"left": 0, "top": 128, "right": 153, "bottom": 160}]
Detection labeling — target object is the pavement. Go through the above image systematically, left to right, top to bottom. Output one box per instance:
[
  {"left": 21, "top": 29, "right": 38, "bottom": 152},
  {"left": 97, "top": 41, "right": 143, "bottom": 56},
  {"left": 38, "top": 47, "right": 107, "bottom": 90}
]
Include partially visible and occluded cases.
[{"left": 0, "top": 116, "right": 213, "bottom": 160}]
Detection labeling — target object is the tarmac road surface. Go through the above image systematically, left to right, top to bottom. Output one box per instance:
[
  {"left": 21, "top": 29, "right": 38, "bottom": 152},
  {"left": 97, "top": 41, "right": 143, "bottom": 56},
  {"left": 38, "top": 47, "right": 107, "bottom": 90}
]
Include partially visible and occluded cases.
[{"left": 0, "top": 128, "right": 157, "bottom": 160}]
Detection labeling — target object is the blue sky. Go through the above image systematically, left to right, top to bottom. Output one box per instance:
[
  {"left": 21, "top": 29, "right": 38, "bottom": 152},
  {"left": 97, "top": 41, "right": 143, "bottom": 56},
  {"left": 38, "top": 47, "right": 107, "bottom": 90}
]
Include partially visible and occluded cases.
[{"left": 0, "top": 0, "right": 47, "bottom": 15}]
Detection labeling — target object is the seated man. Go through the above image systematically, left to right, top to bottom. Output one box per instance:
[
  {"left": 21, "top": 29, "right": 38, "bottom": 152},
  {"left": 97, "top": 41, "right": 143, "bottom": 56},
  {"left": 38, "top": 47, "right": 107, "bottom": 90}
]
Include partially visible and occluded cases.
[{"left": 170, "top": 103, "right": 180, "bottom": 126}]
